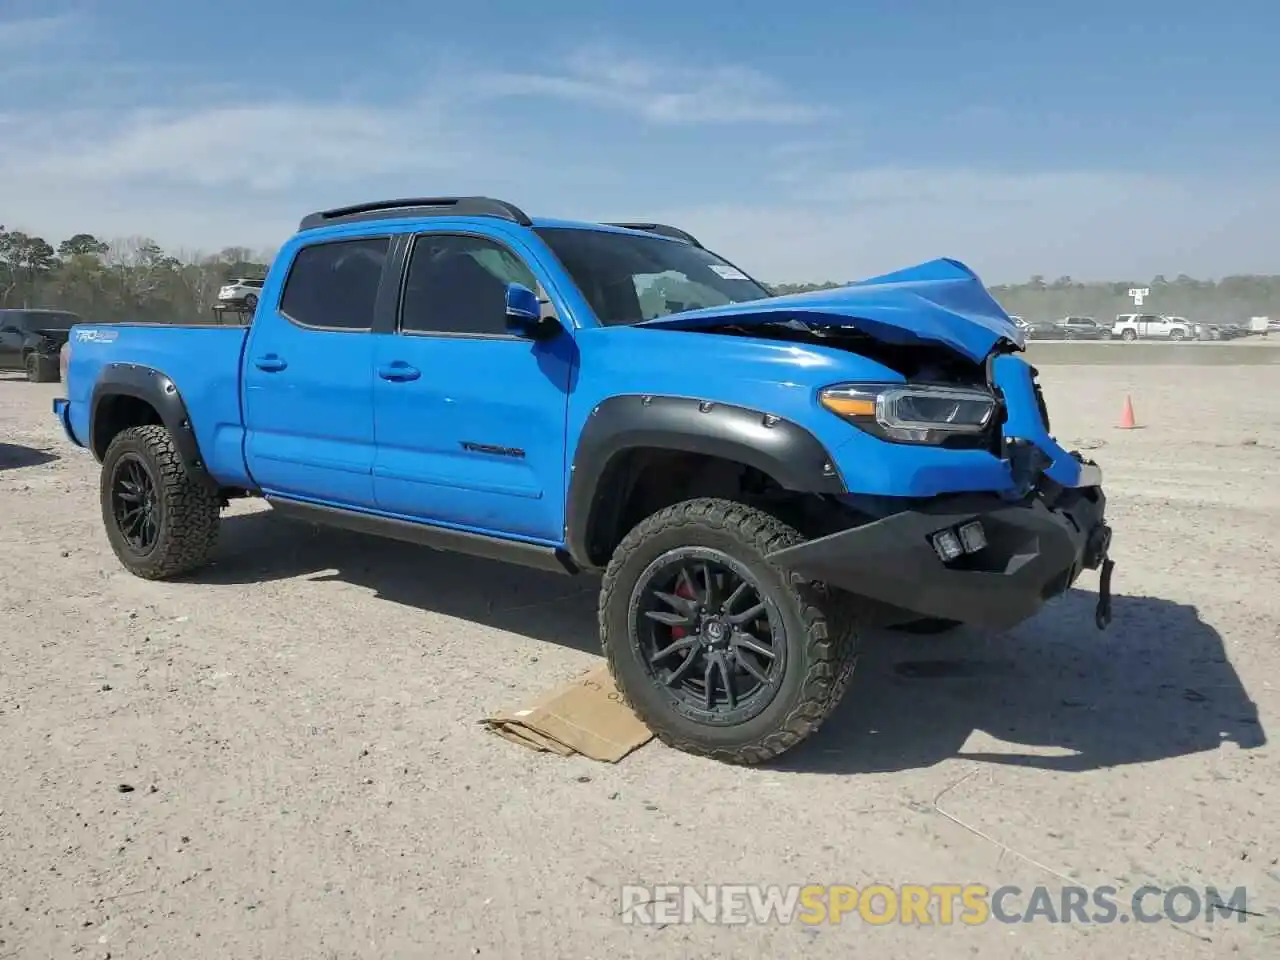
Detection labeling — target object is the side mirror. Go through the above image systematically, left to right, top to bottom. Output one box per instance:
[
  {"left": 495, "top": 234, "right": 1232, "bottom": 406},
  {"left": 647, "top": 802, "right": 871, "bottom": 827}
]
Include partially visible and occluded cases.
[{"left": 504, "top": 282, "right": 558, "bottom": 339}]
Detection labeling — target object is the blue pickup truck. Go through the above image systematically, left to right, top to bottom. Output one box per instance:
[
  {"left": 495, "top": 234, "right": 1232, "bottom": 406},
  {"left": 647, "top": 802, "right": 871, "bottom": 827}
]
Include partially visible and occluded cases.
[{"left": 53, "top": 196, "right": 1114, "bottom": 764}]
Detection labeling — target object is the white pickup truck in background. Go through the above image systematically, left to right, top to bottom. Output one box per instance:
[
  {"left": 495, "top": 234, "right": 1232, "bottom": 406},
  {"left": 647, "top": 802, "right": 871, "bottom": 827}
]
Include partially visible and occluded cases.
[{"left": 1111, "top": 313, "right": 1192, "bottom": 341}]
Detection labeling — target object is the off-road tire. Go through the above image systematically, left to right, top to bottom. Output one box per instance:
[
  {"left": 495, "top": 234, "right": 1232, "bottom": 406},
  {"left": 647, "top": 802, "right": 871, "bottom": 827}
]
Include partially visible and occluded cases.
[
  {"left": 25, "top": 353, "right": 59, "bottom": 383},
  {"left": 100, "top": 425, "right": 221, "bottom": 580},
  {"left": 599, "top": 497, "right": 858, "bottom": 765},
  {"left": 890, "top": 617, "right": 964, "bottom": 635}
]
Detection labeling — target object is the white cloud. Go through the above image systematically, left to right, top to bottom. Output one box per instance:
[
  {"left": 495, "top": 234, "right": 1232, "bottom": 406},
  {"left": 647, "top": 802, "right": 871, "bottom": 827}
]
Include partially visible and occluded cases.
[
  {"left": 1, "top": 20, "right": 1272, "bottom": 282},
  {"left": 0, "top": 32, "right": 831, "bottom": 251},
  {"left": 472, "top": 44, "right": 830, "bottom": 124},
  {"left": 0, "top": 90, "right": 489, "bottom": 250},
  {"left": 11, "top": 102, "right": 466, "bottom": 190},
  {"left": 648, "top": 167, "right": 1280, "bottom": 283}
]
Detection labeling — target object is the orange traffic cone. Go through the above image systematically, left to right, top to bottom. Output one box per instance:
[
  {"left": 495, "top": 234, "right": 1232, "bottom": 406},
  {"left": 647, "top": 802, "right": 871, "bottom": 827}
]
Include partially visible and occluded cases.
[{"left": 1117, "top": 395, "right": 1137, "bottom": 429}]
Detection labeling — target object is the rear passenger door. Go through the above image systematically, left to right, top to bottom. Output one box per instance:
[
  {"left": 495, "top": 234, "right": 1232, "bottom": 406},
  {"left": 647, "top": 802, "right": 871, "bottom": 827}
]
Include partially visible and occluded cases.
[
  {"left": 371, "top": 231, "right": 574, "bottom": 541},
  {"left": 242, "top": 235, "right": 390, "bottom": 508}
]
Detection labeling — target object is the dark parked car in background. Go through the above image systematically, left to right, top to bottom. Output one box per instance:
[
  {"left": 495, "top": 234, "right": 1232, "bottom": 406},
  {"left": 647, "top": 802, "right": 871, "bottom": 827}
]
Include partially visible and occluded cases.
[
  {"left": 0, "top": 308, "right": 84, "bottom": 382},
  {"left": 1057, "top": 316, "right": 1112, "bottom": 340},
  {"left": 1195, "top": 321, "right": 1251, "bottom": 340}
]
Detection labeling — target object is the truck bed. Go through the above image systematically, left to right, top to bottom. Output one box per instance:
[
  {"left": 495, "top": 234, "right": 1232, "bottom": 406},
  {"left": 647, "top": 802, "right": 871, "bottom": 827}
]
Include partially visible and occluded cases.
[{"left": 62, "top": 323, "right": 253, "bottom": 487}]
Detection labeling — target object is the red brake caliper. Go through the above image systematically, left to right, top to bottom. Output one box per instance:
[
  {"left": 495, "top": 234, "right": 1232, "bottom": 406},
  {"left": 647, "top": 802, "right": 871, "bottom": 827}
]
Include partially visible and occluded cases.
[{"left": 670, "top": 579, "right": 698, "bottom": 640}]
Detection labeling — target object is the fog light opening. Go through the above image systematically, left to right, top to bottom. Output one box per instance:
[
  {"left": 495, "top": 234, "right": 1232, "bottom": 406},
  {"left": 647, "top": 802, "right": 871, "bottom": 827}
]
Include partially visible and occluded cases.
[
  {"left": 958, "top": 520, "right": 987, "bottom": 553},
  {"left": 931, "top": 521, "right": 987, "bottom": 563},
  {"left": 930, "top": 530, "right": 964, "bottom": 562}
]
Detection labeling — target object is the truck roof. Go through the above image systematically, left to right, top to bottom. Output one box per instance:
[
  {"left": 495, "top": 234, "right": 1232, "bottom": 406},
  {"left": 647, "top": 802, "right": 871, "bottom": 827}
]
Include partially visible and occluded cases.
[{"left": 295, "top": 196, "right": 702, "bottom": 248}]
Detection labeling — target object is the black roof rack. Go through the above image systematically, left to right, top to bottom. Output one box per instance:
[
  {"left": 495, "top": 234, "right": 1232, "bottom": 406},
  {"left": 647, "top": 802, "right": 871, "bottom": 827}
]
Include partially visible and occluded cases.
[
  {"left": 298, "top": 196, "right": 532, "bottom": 232},
  {"left": 605, "top": 222, "right": 703, "bottom": 248}
]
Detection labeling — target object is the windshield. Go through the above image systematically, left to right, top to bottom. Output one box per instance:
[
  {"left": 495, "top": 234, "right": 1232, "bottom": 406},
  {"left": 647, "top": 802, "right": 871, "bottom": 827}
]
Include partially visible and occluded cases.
[{"left": 534, "top": 226, "right": 772, "bottom": 326}]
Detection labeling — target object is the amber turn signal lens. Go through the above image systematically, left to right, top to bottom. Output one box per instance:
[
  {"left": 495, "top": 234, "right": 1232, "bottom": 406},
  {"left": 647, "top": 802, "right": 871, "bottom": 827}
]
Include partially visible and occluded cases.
[{"left": 819, "top": 394, "right": 876, "bottom": 418}]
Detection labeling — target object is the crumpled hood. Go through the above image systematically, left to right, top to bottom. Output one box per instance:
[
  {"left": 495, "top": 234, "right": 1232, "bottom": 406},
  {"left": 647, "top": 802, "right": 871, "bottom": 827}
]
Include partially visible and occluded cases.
[{"left": 634, "top": 257, "right": 1024, "bottom": 363}]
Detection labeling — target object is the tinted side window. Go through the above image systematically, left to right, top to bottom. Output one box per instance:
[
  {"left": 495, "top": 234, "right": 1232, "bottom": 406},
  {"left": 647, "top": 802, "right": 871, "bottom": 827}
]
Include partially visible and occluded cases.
[
  {"left": 400, "top": 234, "right": 537, "bottom": 336},
  {"left": 280, "top": 237, "right": 389, "bottom": 330}
]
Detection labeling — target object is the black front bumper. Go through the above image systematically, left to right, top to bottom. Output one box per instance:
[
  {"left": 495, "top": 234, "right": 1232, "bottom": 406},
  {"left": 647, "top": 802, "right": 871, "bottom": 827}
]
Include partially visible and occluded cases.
[{"left": 768, "top": 486, "right": 1111, "bottom": 632}]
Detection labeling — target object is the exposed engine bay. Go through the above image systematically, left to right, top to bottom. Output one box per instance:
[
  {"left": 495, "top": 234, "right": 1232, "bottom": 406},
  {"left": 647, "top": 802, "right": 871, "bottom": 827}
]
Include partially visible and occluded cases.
[{"left": 684, "top": 316, "right": 1002, "bottom": 385}]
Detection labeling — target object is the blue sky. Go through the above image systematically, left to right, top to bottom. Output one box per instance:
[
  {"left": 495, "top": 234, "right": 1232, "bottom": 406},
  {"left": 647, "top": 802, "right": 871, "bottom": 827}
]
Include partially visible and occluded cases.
[{"left": 2, "top": 0, "right": 1277, "bottom": 282}]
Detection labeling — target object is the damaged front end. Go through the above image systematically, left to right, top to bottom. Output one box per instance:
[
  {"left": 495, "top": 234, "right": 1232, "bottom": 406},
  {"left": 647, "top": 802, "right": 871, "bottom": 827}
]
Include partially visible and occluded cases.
[
  {"left": 635, "top": 257, "right": 1115, "bottom": 632},
  {"left": 775, "top": 347, "right": 1116, "bottom": 633},
  {"left": 768, "top": 481, "right": 1113, "bottom": 632}
]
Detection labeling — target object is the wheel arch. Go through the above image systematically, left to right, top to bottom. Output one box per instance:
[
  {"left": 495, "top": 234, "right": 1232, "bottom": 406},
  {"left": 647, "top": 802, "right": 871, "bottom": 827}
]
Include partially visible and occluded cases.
[
  {"left": 90, "top": 364, "right": 216, "bottom": 490},
  {"left": 565, "top": 395, "right": 847, "bottom": 569}
]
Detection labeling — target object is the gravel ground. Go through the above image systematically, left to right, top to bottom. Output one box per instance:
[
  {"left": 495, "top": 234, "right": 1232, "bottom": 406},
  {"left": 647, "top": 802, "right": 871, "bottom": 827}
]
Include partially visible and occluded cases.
[{"left": 1, "top": 363, "right": 1277, "bottom": 960}]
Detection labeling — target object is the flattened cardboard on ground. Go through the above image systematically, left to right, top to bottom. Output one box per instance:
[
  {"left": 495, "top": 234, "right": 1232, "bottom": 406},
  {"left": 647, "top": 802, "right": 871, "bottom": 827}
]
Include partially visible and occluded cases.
[{"left": 481, "top": 665, "right": 653, "bottom": 762}]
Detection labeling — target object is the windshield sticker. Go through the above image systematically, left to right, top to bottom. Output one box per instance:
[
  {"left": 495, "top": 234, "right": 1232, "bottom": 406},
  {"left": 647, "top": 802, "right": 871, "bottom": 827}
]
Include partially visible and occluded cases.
[{"left": 708, "top": 264, "right": 750, "bottom": 281}]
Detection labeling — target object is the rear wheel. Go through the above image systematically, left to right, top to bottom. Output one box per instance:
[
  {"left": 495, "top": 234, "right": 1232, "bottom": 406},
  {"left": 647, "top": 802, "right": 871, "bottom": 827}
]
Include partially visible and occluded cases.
[
  {"left": 1121, "top": 329, "right": 1138, "bottom": 342},
  {"left": 25, "top": 353, "right": 59, "bottom": 383},
  {"left": 100, "top": 425, "right": 221, "bottom": 579},
  {"left": 599, "top": 498, "right": 857, "bottom": 765}
]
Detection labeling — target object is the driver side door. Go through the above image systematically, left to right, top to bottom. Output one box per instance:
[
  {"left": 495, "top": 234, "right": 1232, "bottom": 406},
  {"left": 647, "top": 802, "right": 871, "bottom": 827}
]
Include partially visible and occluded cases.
[{"left": 371, "top": 230, "right": 575, "bottom": 542}]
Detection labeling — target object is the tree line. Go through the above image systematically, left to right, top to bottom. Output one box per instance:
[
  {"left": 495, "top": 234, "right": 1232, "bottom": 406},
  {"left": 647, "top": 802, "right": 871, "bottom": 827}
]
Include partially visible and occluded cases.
[
  {"left": 2, "top": 225, "right": 1276, "bottom": 324},
  {"left": 0, "top": 227, "right": 272, "bottom": 324}
]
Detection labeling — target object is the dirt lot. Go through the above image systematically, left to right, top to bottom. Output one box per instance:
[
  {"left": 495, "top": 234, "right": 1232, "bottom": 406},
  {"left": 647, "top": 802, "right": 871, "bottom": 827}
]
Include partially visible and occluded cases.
[{"left": 1, "top": 364, "right": 1277, "bottom": 959}]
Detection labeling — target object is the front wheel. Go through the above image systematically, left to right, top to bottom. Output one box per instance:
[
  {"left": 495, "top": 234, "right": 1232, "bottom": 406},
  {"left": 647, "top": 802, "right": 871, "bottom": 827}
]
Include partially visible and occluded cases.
[
  {"left": 1170, "top": 329, "right": 1186, "bottom": 342},
  {"left": 100, "top": 424, "right": 222, "bottom": 579},
  {"left": 599, "top": 498, "right": 857, "bottom": 765}
]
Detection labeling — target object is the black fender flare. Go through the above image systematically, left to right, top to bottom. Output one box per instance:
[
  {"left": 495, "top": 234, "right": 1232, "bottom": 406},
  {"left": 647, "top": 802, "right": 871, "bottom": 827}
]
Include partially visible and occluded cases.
[
  {"left": 89, "top": 363, "right": 216, "bottom": 490},
  {"left": 564, "top": 394, "right": 847, "bottom": 568}
]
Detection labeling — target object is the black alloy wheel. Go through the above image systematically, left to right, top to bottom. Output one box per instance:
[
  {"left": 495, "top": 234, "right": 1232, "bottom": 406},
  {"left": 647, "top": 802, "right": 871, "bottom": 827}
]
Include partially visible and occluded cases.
[
  {"left": 110, "top": 453, "right": 161, "bottom": 553},
  {"left": 634, "top": 551, "right": 786, "bottom": 725}
]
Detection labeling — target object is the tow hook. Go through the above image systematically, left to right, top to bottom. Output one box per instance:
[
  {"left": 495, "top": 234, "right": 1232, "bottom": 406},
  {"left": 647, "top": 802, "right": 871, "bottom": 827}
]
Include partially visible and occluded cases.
[
  {"left": 1086, "top": 523, "right": 1115, "bottom": 631},
  {"left": 1095, "top": 557, "right": 1115, "bottom": 630}
]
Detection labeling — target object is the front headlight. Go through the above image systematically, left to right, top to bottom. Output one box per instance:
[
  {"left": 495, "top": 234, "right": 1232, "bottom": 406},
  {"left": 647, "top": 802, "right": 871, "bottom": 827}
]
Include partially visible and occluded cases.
[{"left": 819, "top": 382, "right": 997, "bottom": 445}]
